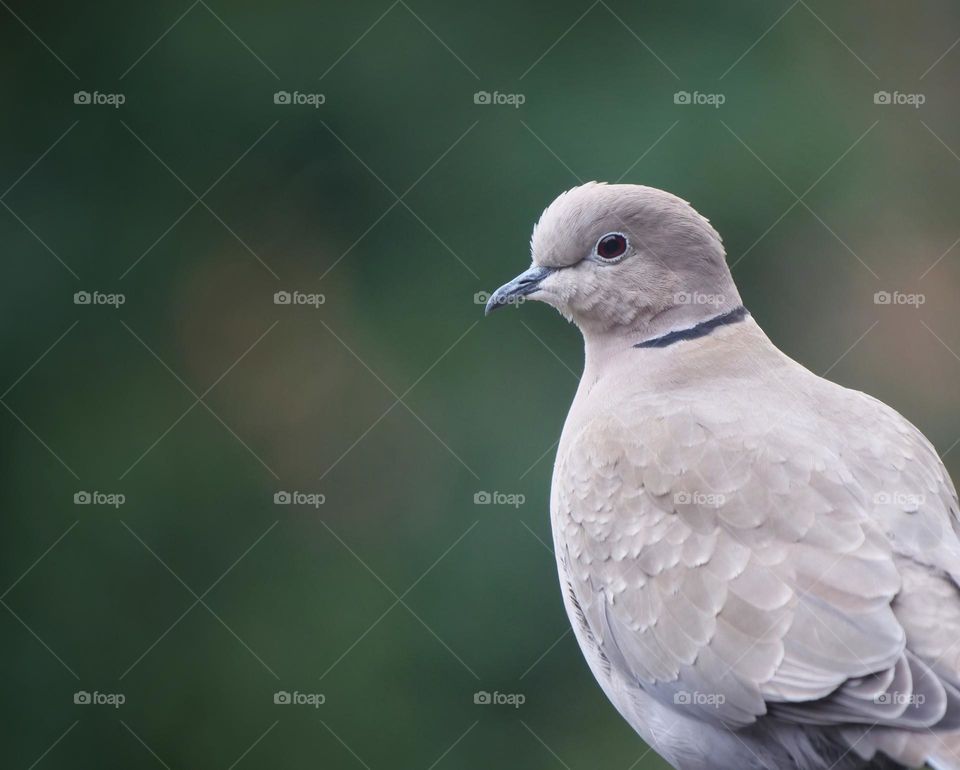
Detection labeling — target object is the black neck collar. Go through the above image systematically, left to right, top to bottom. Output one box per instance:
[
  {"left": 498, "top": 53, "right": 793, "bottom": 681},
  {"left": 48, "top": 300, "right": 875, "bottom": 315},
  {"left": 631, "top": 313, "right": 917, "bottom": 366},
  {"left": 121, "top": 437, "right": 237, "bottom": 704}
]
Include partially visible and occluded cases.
[{"left": 634, "top": 306, "right": 750, "bottom": 349}]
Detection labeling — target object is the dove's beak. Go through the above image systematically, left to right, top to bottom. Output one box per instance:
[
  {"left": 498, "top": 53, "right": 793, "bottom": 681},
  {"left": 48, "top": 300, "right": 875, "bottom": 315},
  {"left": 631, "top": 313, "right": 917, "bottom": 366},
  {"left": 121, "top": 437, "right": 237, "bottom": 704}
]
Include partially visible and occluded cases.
[{"left": 484, "top": 266, "right": 555, "bottom": 316}]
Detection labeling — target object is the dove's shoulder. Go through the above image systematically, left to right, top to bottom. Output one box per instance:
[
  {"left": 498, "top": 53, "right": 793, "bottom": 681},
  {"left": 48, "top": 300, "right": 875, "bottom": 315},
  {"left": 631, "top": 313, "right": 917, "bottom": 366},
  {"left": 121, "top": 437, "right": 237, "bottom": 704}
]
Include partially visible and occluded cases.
[{"left": 563, "top": 332, "right": 958, "bottom": 569}]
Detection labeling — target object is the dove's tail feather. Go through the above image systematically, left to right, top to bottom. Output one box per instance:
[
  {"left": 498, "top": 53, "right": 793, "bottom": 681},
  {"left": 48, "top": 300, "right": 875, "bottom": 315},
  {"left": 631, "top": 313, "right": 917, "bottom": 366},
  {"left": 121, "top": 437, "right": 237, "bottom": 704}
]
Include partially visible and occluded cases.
[
  {"left": 839, "top": 726, "right": 960, "bottom": 769},
  {"left": 929, "top": 736, "right": 960, "bottom": 770},
  {"left": 930, "top": 757, "right": 960, "bottom": 770}
]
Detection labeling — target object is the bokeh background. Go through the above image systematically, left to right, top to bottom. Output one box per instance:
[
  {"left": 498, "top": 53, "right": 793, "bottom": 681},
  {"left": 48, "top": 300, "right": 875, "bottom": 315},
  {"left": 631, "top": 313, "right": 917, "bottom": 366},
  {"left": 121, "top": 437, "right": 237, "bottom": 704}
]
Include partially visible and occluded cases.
[{"left": 3, "top": 1, "right": 960, "bottom": 767}]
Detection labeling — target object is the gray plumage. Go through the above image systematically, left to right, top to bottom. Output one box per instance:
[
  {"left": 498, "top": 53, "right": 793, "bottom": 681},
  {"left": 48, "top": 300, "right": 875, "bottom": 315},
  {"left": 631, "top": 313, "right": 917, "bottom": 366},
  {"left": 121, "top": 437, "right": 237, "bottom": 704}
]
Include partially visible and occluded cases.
[{"left": 487, "top": 183, "right": 960, "bottom": 770}]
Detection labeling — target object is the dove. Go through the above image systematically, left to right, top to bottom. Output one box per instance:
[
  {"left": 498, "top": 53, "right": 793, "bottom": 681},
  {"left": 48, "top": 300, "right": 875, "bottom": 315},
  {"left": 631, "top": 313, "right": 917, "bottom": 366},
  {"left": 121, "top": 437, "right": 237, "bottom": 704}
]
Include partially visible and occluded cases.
[{"left": 486, "top": 182, "right": 960, "bottom": 770}]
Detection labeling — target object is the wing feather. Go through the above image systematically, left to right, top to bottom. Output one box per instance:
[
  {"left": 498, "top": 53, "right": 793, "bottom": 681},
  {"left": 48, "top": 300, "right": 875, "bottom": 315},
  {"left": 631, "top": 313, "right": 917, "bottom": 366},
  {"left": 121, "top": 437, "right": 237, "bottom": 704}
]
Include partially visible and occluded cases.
[{"left": 554, "top": 386, "right": 960, "bottom": 734}]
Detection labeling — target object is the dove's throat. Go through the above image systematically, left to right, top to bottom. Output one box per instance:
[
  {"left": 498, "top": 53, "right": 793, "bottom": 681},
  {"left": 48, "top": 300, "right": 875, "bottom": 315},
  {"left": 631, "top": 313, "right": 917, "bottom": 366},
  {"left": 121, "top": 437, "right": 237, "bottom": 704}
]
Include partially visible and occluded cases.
[{"left": 580, "top": 297, "right": 748, "bottom": 379}]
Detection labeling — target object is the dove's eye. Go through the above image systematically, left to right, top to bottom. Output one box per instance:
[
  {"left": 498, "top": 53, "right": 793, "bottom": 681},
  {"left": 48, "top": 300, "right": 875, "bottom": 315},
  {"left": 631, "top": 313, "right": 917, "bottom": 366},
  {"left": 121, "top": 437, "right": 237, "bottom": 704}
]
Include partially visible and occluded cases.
[{"left": 596, "top": 233, "right": 628, "bottom": 261}]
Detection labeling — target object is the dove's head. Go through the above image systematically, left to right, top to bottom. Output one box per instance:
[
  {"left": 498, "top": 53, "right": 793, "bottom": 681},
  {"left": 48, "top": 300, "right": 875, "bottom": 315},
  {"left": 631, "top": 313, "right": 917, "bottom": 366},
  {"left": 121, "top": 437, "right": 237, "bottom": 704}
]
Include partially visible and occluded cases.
[{"left": 486, "top": 182, "right": 742, "bottom": 338}]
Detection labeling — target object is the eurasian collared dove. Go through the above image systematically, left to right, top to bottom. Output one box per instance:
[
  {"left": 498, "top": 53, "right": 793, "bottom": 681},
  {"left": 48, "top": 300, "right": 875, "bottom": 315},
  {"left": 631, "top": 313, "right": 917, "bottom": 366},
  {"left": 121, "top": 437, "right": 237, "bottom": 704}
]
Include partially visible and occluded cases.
[{"left": 486, "top": 182, "right": 960, "bottom": 770}]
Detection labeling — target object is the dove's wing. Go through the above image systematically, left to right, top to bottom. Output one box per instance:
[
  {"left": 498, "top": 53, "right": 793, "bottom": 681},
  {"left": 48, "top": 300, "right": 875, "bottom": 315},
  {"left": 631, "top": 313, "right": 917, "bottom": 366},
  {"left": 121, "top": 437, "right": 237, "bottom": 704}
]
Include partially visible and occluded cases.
[{"left": 554, "top": 377, "right": 960, "bottom": 731}]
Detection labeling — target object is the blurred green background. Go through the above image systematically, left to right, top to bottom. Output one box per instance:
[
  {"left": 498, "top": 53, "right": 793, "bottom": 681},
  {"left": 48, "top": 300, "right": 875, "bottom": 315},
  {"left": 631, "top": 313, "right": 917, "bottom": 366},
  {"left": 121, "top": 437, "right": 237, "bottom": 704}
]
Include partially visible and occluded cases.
[{"left": 3, "top": 1, "right": 960, "bottom": 767}]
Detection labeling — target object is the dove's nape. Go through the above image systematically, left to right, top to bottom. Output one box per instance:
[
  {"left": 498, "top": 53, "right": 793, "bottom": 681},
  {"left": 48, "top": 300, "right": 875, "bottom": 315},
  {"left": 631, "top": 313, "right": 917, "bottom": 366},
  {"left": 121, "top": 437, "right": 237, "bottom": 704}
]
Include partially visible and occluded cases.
[{"left": 486, "top": 182, "right": 960, "bottom": 770}]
